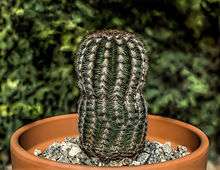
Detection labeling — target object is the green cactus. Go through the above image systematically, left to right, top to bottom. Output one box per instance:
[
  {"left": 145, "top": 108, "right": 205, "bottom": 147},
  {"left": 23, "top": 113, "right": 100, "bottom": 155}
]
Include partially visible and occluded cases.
[{"left": 76, "top": 30, "right": 149, "bottom": 161}]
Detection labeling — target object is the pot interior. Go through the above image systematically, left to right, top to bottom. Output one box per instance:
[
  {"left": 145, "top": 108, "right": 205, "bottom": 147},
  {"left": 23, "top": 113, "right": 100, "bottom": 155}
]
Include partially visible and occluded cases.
[{"left": 18, "top": 114, "right": 201, "bottom": 154}]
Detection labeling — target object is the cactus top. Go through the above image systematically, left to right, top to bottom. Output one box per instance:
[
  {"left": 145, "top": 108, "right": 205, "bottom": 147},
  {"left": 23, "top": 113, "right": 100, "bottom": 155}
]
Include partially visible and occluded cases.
[
  {"left": 87, "top": 29, "right": 137, "bottom": 38},
  {"left": 76, "top": 30, "right": 149, "bottom": 161},
  {"left": 85, "top": 30, "right": 145, "bottom": 47}
]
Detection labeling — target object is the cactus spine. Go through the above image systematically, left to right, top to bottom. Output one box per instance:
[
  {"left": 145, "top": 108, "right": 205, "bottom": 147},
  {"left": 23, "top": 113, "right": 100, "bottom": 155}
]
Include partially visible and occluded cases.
[{"left": 76, "top": 30, "right": 149, "bottom": 161}]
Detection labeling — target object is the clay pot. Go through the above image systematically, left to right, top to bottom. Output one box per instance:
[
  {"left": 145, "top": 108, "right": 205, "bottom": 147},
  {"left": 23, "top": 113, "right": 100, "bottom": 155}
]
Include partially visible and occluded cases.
[{"left": 10, "top": 113, "right": 209, "bottom": 170}]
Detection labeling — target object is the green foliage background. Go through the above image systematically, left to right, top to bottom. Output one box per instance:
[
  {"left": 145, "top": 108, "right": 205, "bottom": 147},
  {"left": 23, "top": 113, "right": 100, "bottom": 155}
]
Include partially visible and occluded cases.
[{"left": 0, "top": 0, "right": 219, "bottom": 167}]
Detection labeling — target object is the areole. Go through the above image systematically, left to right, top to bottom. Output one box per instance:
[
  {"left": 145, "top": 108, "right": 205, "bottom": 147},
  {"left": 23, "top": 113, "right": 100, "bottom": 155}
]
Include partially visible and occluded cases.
[{"left": 10, "top": 113, "right": 209, "bottom": 170}]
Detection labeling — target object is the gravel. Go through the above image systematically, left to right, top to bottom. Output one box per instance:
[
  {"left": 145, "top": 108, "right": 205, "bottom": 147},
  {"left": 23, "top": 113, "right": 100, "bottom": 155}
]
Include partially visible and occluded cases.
[{"left": 34, "top": 137, "right": 190, "bottom": 167}]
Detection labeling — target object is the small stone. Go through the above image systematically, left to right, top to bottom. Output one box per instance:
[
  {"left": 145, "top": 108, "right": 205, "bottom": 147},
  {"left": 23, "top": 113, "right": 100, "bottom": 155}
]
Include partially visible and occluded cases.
[
  {"left": 64, "top": 137, "right": 75, "bottom": 143},
  {"left": 162, "top": 142, "right": 172, "bottom": 154},
  {"left": 162, "top": 142, "right": 173, "bottom": 160},
  {"left": 68, "top": 144, "right": 81, "bottom": 157},
  {"left": 177, "top": 145, "right": 188, "bottom": 153},
  {"left": 34, "top": 149, "right": 42, "bottom": 156},
  {"left": 136, "top": 152, "right": 150, "bottom": 164},
  {"left": 57, "top": 155, "right": 69, "bottom": 163},
  {"left": 51, "top": 157, "right": 56, "bottom": 161},
  {"left": 69, "top": 157, "right": 80, "bottom": 164},
  {"left": 90, "top": 157, "right": 100, "bottom": 165},
  {"left": 81, "top": 158, "right": 92, "bottom": 165},
  {"left": 122, "top": 158, "right": 133, "bottom": 165},
  {"left": 161, "top": 158, "right": 166, "bottom": 162},
  {"left": 109, "top": 160, "right": 121, "bottom": 166},
  {"left": 132, "top": 161, "right": 141, "bottom": 166},
  {"left": 98, "top": 162, "right": 105, "bottom": 166}
]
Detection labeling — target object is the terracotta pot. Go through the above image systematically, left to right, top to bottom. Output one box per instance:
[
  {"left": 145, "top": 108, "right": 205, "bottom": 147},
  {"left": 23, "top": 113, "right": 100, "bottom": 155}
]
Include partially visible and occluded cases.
[{"left": 10, "top": 113, "right": 209, "bottom": 170}]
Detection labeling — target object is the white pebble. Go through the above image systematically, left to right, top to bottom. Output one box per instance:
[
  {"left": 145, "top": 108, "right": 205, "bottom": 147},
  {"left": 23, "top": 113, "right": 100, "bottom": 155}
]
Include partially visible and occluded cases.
[
  {"left": 68, "top": 144, "right": 81, "bottom": 157},
  {"left": 34, "top": 149, "right": 42, "bottom": 156},
  {"left": 132, "top": 161, "right": 141, "bottom": 165}
]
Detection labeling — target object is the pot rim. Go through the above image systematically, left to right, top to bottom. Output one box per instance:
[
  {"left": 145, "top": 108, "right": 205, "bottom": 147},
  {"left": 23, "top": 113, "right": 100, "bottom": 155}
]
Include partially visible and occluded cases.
[{"left": 10, "top": 113, "right": 209, "bottom": 169}]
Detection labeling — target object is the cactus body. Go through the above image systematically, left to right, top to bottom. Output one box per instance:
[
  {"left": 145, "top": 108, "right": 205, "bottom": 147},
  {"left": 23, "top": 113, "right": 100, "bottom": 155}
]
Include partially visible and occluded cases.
[{"left": 76, "top": 30, "right": 148, "bottom": 161}]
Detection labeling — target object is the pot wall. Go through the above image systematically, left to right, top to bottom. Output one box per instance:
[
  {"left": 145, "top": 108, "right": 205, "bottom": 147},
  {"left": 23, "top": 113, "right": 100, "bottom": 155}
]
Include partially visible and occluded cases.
[{"left": 10, "top": 114, "right": 209, "bottom": 170}]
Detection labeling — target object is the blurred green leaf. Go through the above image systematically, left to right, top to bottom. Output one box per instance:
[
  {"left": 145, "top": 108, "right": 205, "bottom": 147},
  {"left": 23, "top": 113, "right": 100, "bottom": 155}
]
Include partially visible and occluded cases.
[
  {"left": 0, "top": 0, "right": 219, "bottom": 164},
  {"left": 75, "top": 0, "right": 94, "bottom": 17}
]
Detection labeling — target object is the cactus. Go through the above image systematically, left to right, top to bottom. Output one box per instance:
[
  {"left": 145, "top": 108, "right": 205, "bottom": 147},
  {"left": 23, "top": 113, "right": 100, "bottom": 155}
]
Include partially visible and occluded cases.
[{"left": 76, "top": 30, "right": 149, "bottom": 161}]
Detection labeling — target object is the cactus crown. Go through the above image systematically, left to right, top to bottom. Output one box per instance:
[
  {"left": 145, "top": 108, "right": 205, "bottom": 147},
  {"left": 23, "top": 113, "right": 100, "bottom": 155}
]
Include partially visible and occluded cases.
[{"left": 76, "top": 29, "right": 149, "bottom": 161}]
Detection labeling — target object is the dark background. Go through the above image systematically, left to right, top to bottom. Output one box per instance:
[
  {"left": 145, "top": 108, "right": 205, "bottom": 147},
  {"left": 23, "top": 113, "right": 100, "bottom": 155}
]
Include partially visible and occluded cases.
[{"left": 0, "top": 0, "right": 219, "bottom": 168}]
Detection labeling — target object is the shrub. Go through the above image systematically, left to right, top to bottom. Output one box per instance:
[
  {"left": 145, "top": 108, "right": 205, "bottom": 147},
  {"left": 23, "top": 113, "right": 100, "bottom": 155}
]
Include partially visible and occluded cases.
[{"left": 0, "top": 0, "right": 219, "bottom": 167}]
